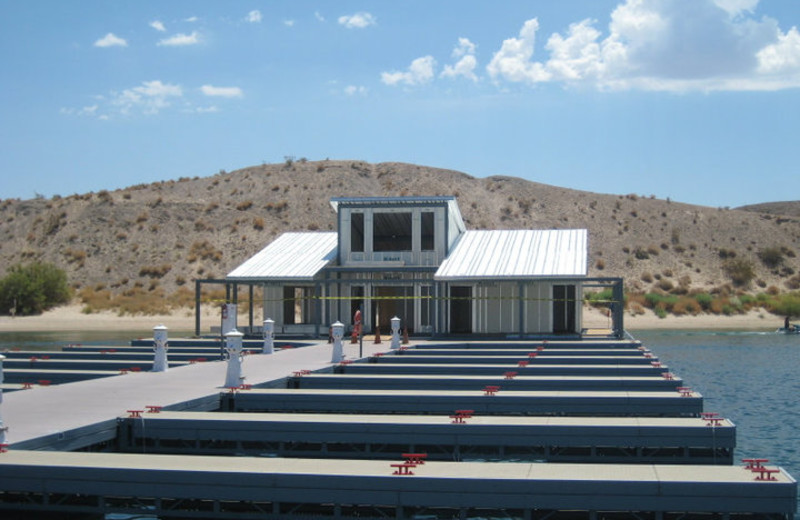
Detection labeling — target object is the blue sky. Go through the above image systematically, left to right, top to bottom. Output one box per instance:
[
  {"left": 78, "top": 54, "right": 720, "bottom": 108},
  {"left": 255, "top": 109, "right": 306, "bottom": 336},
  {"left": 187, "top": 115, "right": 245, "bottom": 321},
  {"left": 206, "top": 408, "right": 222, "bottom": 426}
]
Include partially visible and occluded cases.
[{"left": 1, "top": 1, "right": 798, "bottom": 208}]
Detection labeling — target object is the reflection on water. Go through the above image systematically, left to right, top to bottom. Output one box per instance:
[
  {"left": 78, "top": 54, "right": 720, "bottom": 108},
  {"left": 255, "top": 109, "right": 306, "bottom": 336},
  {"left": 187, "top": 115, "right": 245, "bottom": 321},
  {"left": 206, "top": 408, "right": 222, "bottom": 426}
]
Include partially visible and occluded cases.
[{"left": 0, "top": 329, "right": 196, "bottom": 352}]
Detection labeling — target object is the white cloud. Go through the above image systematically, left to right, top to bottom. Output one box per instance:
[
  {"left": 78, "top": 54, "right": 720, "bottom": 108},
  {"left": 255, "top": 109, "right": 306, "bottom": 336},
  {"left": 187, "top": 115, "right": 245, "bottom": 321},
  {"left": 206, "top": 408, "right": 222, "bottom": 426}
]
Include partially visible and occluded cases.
[
  {"left": 485, "top": 0, "right": 800, "bottom": 92},
  {"left": 713, "top": 0, "right": 759, "bottom": 16},
  {"left": 246, "top": 10, "right": 262, "bottom": 23},
  {"left": 315, "top": 12, "right": 325, "bottom": 22},
  {"left": 338, "top": 12, "right": 376, "bottom": 29},
  {"left": 185, "top": 16, "right": 198, "bottom": 23},
  {"left": 487, "top": 18, "right": 550, "bottom": 84},
  {"left": 150, "top": 20, "right": 166, "bottom": 32},
  {"left": 283, "top": 20, "right": 295, "bottom": 27},
  {"left": 757, "top": 27, "right": 800, "bottom": 74},
  {"left": 158, "top": 31, "right": 200, "bottom": 46},
  {"left": 94, "top": 33, "right": 127, "bottom": 48},
  {"left": 442, "top": 38, "right": 479, "bottom": 81},
  {"left": 382, "top": 56, "right": 436, "bottom": 86},
  {"left": 112, "top": 80, "right": 183, "bottom": 115},
  {"left": 200, "top": 85, "right": 244, "bottom": 98},
  {"left": 344, "top": 85, "right": 367, "bottom": 96},
  {"left": 60, "top": 105, "right": 101, "bottom": 117},
  {"left": 194, "top": 106, "right": 220, "bottom": 114}
]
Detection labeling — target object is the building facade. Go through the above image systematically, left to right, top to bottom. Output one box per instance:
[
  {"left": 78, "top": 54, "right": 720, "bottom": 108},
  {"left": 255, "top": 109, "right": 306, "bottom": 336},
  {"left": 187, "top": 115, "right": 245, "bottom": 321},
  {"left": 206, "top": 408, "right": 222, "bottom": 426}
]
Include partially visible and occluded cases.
[{"left": 213, "top": 196, "right": 622, "bottom": 337}]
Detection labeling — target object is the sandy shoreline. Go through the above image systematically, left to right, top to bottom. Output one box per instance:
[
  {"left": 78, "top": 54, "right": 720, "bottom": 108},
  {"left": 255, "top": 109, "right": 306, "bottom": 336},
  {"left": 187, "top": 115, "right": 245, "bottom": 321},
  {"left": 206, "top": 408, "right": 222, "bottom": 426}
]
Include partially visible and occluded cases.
[{"left": 0, "top": 304, "right": 785, "bottom": 334}]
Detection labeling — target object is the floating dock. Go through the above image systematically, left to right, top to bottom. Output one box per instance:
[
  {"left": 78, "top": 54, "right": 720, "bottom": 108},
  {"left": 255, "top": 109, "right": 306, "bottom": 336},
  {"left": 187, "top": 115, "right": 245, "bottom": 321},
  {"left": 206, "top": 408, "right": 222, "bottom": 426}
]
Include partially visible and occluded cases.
[
  {"left": 0, "top": 336, "right": 795, "bottom": 519},
  {"left": 286, "top": 372, "right": 683, "bottom": 391},
  {"left": 118, "top": 411, "right": 735, "bottom": 464},
  {"left": 0, "top": 452, "right": 794, "bottom": 518}
]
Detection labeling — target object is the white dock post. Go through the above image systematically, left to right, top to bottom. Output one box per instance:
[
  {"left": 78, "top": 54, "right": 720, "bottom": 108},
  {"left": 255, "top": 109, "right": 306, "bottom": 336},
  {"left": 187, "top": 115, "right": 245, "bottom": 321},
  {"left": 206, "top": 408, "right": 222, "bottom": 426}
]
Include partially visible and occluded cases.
[
  {"left": 221, "top": 303, "right": 237, "bottom": 335},
  {"left": 390, "top": 316, "right": 401, "bottom": 350},
  {"left": 263, "top": 318, "right": 275, "bottom": 354},
  {"left": 331, "top": 321, "right": 344, "bottom": 362},
  {"left": 152, "top": 324, "right": 169, "bottom": 372},
  {"left": 224, "top": 329, "right": 245, "bottom": 388},
  {"left": 0, "top": 355, "right": 6, "bottom": 444}
]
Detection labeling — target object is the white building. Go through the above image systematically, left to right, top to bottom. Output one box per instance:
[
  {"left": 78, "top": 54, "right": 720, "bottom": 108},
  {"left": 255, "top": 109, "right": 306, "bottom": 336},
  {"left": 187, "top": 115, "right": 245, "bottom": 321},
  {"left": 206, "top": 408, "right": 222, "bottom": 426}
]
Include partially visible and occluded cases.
[{"left": 197, "top": 196, "right": 623, "bottom": 337}]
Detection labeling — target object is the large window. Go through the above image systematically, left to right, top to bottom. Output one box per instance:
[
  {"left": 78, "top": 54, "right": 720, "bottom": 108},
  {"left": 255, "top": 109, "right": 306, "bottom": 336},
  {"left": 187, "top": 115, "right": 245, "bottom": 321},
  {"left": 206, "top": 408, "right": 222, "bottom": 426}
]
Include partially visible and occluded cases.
[
  {"left": 421, "top": 211, "right": 434, "bottom": 251},
  {"left": 373, "top": 212, "right": 412, "bottom": 252},
  {"left": 350, "top": 213, "right": 364, "bottom": 252},
  {"left": 283, "top": 286, "right": 314, "bottom": 324}
]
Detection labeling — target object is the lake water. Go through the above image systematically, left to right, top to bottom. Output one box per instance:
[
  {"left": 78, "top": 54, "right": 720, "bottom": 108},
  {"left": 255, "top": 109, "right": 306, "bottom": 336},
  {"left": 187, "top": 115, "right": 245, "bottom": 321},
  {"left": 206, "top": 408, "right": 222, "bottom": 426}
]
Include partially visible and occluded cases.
[
  {"left": 1, "top": 328, "right": 798, "bottom": 516},
  {"left": 633, "top": 328, "right": 800, "bottom": 517}
]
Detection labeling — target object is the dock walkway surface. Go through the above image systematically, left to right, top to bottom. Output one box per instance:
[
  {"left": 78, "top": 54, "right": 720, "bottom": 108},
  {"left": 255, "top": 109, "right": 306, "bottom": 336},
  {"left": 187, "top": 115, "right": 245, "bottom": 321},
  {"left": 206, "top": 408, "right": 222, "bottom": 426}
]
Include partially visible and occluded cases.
[
  {"left": 0, "top": 337, "right": 797, "bottom": 519},
  {"left": 3, "top": 339, "right": 386, "bottom": 450}
]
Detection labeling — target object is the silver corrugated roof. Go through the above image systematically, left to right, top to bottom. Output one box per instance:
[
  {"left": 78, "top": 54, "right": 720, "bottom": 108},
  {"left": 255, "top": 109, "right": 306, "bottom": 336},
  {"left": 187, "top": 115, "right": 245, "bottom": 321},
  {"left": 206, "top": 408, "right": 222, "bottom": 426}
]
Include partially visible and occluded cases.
[
  {"left": 434, "top": 229, "right": 588, "bottom": 280},
  {"left": 227, "top": 232, "right": 337, "bottom": 280}
]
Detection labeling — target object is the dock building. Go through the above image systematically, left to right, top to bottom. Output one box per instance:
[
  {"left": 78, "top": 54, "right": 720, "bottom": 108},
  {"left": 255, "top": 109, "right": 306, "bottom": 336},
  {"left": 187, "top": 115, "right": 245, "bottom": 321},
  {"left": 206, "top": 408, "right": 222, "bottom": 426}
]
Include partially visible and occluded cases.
[{"left": 198, "top": 196, "right": 623, "bottom": 338}]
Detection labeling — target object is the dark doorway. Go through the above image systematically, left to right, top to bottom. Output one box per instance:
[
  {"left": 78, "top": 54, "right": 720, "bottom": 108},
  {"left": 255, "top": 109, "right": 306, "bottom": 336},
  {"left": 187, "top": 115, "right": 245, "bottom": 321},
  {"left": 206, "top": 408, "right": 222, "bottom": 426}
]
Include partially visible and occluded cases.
[
  {"left": 553, "top": 284, "right": 576, "bottom": 334},
  {"left": 372, "top": 286, "right": 413, "bottom": 334},
  {"left": 449, "top": 286, "right": 472, "bottom": 334}
]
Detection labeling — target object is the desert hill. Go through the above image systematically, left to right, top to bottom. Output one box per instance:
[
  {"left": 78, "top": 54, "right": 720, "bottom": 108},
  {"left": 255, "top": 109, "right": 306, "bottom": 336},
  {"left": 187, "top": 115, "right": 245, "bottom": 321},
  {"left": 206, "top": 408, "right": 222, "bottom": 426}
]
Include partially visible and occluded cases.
[
  {"left": 1, "top": 160, "right": 798, "bottom": 312},
  {"left": 736, "top": 201, "right": 800, "bottom": 217}
]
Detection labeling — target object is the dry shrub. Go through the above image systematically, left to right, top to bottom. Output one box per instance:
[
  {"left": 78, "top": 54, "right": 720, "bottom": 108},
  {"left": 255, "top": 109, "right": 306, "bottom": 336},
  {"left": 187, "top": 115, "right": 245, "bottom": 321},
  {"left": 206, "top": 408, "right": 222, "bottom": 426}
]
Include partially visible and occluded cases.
[
  {"left": 236, "top": 200, "right": 253, "bottom": 211},
  {"left": 253, "top": 217, "right": 265, "bottom": 230},
  {"left": 188, "top": 240, "right": 223, "bottom": 263},
  {"left": 63, "top": 248, "right": 87, "bottom": 266},
  {"left": 595, "top": 259, "right": 605, "bottom": 270},
  {"left": 139, "top": 264, "right": 172, "bottom": 278},
  {"left": 641, "top": 272, "right": 653, "bottom": 283},
  {"left": 657, "top": 279, "right": 674, "bottom": 291},
  {"left": 672, "top": 297, "right": 702, "bottom": 316},
  {"left": 628, "top": 302, "right": 645, "bottom": 315}
]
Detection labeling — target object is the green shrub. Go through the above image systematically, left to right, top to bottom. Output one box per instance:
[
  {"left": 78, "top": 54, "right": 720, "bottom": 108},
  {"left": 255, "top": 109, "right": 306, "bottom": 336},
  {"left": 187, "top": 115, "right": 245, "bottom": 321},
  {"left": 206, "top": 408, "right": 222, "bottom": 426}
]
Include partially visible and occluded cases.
[
  {"left": 758, "top": 247, "right": 785, "bottom": 269},
  {"left": 722, "top": 258, "right": 755, "bottom": 287},
  {"left": 0, "top": 262, "right": 71, "bottom": 315},
  {"left": 694, "top": 293, "right": 713, "bottom": 310}
]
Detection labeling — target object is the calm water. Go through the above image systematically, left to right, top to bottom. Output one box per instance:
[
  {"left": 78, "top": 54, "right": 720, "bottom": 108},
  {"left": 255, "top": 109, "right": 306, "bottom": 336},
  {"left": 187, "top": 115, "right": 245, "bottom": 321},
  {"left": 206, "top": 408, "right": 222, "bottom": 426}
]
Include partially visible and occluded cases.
[
  {"left": 2, "top": 328, "right": 798, "bottom": 515},
  {"left": 633, "top": 328, "right": 800, "bottom": 516}
]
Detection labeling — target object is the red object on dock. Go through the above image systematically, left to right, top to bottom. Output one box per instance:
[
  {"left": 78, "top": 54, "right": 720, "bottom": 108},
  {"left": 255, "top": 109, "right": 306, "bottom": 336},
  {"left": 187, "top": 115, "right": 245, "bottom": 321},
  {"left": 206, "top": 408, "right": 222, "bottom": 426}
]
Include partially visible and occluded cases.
[
  {"left": 528, "top": 352, "right": 538, "bottom": 358},
  {"left": 517, "top": 360, "right": 529, "bottom": 367},
  {"left": 651, "top": 361, "right": 662, "bottom": 368},
  {"left": 504, "top": 371, "right": 518, "bottom": 379},
  {"left": 38, "top": 380, "right": 51, "bottom": 386},
  {"left": 21, "top": 382, "right": 33, "bottom": 389},
  {"left": 483, "top": 385, "right": 500, "bottom": 396},
  {"left": 677, "top": 387, "right": 693, "bottom": 397},
  {"left": 146, "top": 405, "right": 163, "bottom": 414},
  {"left": 450, "top": 409, "right": 474, "bottom": 424},
  {"left": 127, "top": 410, "right": 143, "bottom": 418},
  {"left": 0, "top": 444, "right": 9, "bottom": 453},
  {"left": 402, "top": 453, "right": 428, "bottom": 465},
  {"left": 742, "top": 458, "right": 770, "bottom": 470},
  {"left": 390, "top": 462, "right": 415, "bottom": 475}
]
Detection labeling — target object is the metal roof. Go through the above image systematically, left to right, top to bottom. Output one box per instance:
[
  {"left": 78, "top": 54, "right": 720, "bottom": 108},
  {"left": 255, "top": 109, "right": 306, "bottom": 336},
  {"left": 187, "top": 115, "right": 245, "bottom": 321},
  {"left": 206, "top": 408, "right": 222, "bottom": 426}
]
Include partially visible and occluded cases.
[
  {"left": 329, "top": 196, "right": 457, "bottom": 211},
  {"left": 434, "top": 229, "right": 588, "bottom": 281},
  {"left": 226, "top": 232, "right": 337, "bottom": 281}
]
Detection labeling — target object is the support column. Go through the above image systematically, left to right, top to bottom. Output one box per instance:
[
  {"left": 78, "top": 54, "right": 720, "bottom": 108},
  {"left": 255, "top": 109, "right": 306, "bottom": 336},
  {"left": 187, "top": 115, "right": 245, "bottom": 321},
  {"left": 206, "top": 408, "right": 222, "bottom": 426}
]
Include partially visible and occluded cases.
[
  {"left": 263, "top": 318, "right": 275, "bottom": 354},
  {"left": 152, "top": 324, "right": 169, "bottom": 372},
  {"left": 224, "top": 330, "right": 245, "bottom": 388},
  {"left": 0, "top": 354, "right": 7, "bottom": 445}
]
